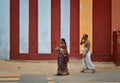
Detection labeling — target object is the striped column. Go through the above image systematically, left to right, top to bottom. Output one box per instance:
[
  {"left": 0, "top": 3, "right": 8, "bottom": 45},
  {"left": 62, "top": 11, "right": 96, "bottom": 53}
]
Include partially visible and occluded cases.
[
  {"left": 0, "top": 0, "right": 10, "bottom": 60},
  {"left": 10, "top": 0, "right": 19, "bottom": 59},
  {"left": 20, "top": 0, "right": 29, "bottom": 53},
  {"left": 29, "top": 0, "right": 38, "bottom": 54},
  {"left": 38, "top": 0, "right": 51, "bottom": 54},
  {"left": 61, "top": 0, "right": 70, "bottom": 53},
  {"left": 70, "top": 0, "right": 79, "bottom": 56},
  {"left": 80, "top": 0, "right": 93, "bottom": 54}
]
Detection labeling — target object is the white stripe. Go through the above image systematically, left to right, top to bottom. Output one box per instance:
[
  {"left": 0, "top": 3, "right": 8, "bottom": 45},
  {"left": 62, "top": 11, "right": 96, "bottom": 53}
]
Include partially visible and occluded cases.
[
  {"left": 0, "top": 0, "right": 10, "bottom": 60},
  {"left": 20, "top": 0, "right": 29, "bottom": 53},
  {"left": 38, "top": 0, "right": 51, "bottom": 54},
  {"left": 61, "top": 0, "right": 70, "bottom": 53}
]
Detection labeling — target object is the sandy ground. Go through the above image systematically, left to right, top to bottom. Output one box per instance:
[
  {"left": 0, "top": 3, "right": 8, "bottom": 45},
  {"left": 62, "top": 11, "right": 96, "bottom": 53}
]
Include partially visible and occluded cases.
[{"left": 0, "top": 59, "right": 120, "bottom": 75}]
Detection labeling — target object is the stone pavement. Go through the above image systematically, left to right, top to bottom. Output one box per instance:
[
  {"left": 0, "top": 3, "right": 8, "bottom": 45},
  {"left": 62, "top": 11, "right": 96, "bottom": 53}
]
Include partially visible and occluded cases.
[
  {"left": 0, "top": 60, "right": 120, "bottom": 83},
  {"left": 0, "top": 71, "right": 120, "bottom": 83},
  {"left": 19, "top": 71, "right": 120, "bottom": 83},
  {"left": 0, "top": 74, "right": 20, "bottom": 83}
]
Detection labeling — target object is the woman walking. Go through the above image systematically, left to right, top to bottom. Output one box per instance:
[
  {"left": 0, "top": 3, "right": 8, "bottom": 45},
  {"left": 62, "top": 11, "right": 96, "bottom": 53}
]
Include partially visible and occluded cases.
[
  {"left": 80, "top": 34, "right": 96, "bottom": 73},
  {"left": 55, "top": 38, "right": 69, "bottom": 76}
]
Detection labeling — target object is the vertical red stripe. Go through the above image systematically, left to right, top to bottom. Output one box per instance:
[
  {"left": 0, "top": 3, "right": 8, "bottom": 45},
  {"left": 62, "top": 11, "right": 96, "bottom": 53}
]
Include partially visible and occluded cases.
[
  {"left": 10, "top": 0, "right": 19, "bottom": 59},
  {"left": 29, "top": 0, "right": 38, "bottom": 54},
  {"left": 51, "top": 0, "right": 61, "bottom": 56},
  {"left": 70, "top": 0, "right": 80, "bottom": 57},
  {"left": 93, "top": 0, "right": 111, "bottom": 61}
]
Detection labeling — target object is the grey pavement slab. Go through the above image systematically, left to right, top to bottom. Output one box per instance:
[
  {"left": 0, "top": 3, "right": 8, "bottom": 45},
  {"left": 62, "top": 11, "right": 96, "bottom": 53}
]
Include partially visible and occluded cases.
[
  {"left": 18, "top": 71, "right": 120, "bottom": 83},
  {"left": 53, "top": 71, "right": 120, "bottom": 83},
  {"left": 19, "top": 74, "right": 48, "bottom": 83}
]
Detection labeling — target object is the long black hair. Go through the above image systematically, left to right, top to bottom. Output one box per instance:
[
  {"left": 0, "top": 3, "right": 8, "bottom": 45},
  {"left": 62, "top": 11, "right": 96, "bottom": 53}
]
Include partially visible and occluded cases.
[{"left": 61, "top": 38, "right": 67, "bottom": 46}]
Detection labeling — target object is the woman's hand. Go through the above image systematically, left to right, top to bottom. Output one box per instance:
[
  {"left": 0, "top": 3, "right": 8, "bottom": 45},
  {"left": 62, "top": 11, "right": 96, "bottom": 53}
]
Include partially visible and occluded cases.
[{"left": 55, "top": 47, "right": 60, "bottom": 51}]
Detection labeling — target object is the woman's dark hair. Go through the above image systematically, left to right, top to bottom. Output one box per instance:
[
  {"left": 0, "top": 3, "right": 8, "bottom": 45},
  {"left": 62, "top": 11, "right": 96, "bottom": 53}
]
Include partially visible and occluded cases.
[{"left": 61, "top": 38, "right": 67, "bottom": 46}]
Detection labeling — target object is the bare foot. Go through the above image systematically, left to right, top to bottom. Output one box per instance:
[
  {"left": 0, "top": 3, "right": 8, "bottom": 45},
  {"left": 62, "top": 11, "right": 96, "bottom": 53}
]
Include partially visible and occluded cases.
[
  {"left": 80, "top": 69, "right": 85, "bottom": 73},
  {"left": 91, "top": 69, "right": 96, "bottom": 73}
]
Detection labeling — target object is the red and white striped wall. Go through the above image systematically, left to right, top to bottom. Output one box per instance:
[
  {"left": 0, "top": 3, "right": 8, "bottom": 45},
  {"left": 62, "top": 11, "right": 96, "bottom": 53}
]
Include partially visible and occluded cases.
[
  {"left": 0, "top": 0, "right": 112, "bottom": 61},
  {"left": 9, "top": 0, "right": 79, "bottom": 60}
]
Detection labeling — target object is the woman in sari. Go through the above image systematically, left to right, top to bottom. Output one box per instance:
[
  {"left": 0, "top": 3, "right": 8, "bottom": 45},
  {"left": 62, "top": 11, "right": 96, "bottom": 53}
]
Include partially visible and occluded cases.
[
  {"left": 80, "top": 34, "right": 96, "bottom": 73},
  {"left": 55, "top": 38, "right": 69, "bottom": 76}
]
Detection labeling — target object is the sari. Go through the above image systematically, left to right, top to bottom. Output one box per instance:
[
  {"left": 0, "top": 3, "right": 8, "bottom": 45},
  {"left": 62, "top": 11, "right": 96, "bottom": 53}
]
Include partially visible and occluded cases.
[{"left": 56, "top": 45, "right": 69, "bottom": 75}]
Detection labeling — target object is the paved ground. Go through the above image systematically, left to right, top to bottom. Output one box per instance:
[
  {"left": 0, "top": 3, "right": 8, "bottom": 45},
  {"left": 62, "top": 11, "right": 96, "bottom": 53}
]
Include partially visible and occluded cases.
[
  {"left": 0, "top": 60, "right": 120, "bottom": 83},
  {"left": 0, "top": 71, "right": 120, "bottom": 83},
  {"left": 19, "top": 71, "right": 120, "bottom": 83}
]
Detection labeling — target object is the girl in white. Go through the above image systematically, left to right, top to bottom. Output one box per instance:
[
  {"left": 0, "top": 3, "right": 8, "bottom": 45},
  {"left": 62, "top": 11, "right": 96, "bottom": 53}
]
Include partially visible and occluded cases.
[{"left": 80, "top": 34, "right": 96, "bottom": 73}]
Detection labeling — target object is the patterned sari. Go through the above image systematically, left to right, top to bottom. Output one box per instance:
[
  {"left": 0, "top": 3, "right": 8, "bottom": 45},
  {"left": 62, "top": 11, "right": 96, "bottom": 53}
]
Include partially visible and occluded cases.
[{"left": 56, "top": 45, "right": 69, "bottom": 75}]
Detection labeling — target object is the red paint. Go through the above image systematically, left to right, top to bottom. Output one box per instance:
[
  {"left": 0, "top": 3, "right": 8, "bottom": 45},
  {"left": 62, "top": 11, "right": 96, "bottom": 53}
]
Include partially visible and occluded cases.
[
  {"left": 10, "top": 0, "right": 19, "bottom": 59},
  {"left": 10, "top": 0, "right": 112, "bottom": 61},
  {"left": 11, "top": 0, "right": 61, "bottom": 60},
  {"left": 29, "top": 0, "right": 38, "bottom": 54},
  {"left": 51, "top": 0, "right": 60, "bottom": 58},
  {"left": 70, "top": 0, "right": 80, "bottom": 58},
  {"left": 92, "top": 0, "right": 112, "bottom": 61},
  {"left": 112, "top": 0, "right": 120, "bottom": 30},
  {"left": 112, "top": 0, "right": 120, "bottom": 64},
  {"left": 112, "top": 30, "right": 117, "bottom": 63},
  {"left": 112, "top": 31, "right": 120, "bottom": 65},
  {"left": 117, "top": 34, "right": 120, "bottom": 54},
  {"left": 117, "top": 34, "right": 120, "bottom": 65},
  {"left": 11, "top": 54, "right": 56, "bottom": 60}
]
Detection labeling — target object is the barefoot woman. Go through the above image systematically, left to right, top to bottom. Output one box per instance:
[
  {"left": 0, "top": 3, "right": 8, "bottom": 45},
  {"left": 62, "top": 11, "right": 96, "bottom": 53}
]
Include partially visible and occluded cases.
[{"left": 55, "top": 38, "right": 69, "bottom": 76}]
